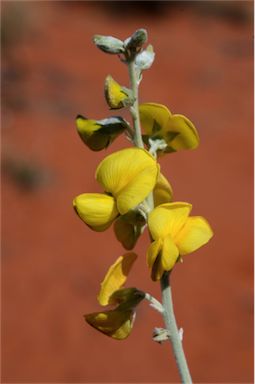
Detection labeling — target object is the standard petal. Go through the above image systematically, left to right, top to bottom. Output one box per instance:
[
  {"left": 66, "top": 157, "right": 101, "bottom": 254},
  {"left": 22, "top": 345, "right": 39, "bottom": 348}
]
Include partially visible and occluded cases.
[
  {"left": 139, "top": 103, "right": 171, "bottom": 136},
  {"left": 164, "top": 114, "right": 200, "bottom": 150},
  {"left": 96, "top": 148, "right": 158, "bottom": 214},
  {"left": 116, "top": 163, "right": 159, "bottom": 214},
  {"left": 153, "top": 173, "right": 173, "bottom": 207},
  {"left": 73, "top": 193, "right": 118, "bottom": 231},
  {"left": 148, "top": 202, "right": 192, "bottom": 240},
  {"left": 175, "top": 216, "right": 213, "bottom": 256},
  {"left": 161, "top": 235, "right": 179, "bottom": 270},
  {"left": 146, "top": 238, "right": 162, "bottom": 268},
  {"left": 97, "top": 253, "right": 137, "bottom": 306},
  {"left": 85, "top": 309, "right": 134, "bottom": 340}
]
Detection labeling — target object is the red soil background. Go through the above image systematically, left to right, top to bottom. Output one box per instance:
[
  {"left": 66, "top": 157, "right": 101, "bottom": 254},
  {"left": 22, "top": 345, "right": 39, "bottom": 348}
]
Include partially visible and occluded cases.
[{"left": 1, "top": 1, "right": 254, "bottom": 383}]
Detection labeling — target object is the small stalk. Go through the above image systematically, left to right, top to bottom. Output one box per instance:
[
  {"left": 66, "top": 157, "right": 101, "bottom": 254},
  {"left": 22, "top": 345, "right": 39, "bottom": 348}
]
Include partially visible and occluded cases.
[
  {"left": 161, "top": 272, "right": 192, "bottom": 383},
  {"left": 145, "top": 292, "right": 164, "bottom": 313}
]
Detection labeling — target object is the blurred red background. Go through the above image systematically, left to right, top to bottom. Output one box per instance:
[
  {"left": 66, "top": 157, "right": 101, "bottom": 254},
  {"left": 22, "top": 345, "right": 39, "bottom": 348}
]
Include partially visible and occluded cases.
[{"left": 1, "top": 1, "right": 253, "bottom": 383}]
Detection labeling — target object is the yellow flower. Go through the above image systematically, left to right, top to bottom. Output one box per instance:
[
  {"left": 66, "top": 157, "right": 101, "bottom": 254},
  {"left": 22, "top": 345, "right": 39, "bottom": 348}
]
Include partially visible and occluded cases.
[
  {"left": 104, "top": 75, "right": 133, "bottom": 109},
  {"left": 139, "top": 103, "right": 199, "bottom": 153},
  {"left": 76, "top": 115, "right": 127, "bottom": 151},
  {"left": 73, "top": 147, "right": 159, "bottom": 231},
  {"left": 147, "top": 202, "right": 213, "bottom": 281},
  {"left": 85, "top": 253, "right": 145, "bottom": 340}
]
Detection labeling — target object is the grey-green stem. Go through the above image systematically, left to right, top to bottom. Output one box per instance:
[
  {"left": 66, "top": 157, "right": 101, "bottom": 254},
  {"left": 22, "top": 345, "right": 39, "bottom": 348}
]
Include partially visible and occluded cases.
[
  {"left": 127, "top": 60, "right": 144, "bottom": 148},
  {"left": 161, "top": 272, "right": 192, "bottom": 383}
]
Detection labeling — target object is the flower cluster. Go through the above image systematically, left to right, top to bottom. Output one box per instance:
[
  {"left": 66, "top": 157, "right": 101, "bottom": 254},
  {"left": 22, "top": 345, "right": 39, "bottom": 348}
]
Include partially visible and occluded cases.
[{"left": 73, "top": 29, "right": 213, "bottom": 340}]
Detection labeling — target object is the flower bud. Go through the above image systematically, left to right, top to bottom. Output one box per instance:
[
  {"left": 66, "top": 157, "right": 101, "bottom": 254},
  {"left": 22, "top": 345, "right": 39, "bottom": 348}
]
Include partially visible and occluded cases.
[
  {"left": 124, "top": 29, "right": 148, "bottom": 51},
  {"left": 93, "top": 35, "right": 124, "bottom": 54},
  {"left": 135, "top": 45, "right": 155, "bottom": 70},
  {"left": 104, "top": 75, "right": 134, "bottom": 109},
  {"left": 76, "top": 115, "right": 128, "bottom": 151}
]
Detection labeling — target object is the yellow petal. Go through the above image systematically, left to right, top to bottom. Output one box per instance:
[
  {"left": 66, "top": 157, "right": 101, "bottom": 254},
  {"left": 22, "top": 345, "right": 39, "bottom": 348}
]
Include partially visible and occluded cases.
[
  {"left": 104, "top": 75, "right": 131, "bottom": 109},
  {"left": 139, "top": 103, "right": 171, "bottom": 136},
  {"left": 164, "top": 114, "right": 199, "bottom": 150},
  {"left": 96, "top": 148, "right": 158, "bottom": 215},
  {"left": 116, "top": 164, "right": 159, "bottom": 215},
  {"left": 153, "top": 173, "right": 173, "bottom": 207},
  {"left": 73, "top": 193, "right": 118, "bottom": 231},
  {"left": 148, "top": 202, "right": 192, "bottom": 240},
  {"left": 175, "top": 216, "right": 213, "bottom": 256},
  {"left": 161, "top": 235, "right": 179, "bottom": 270},
  {"left": 146, "top": 238, "right": 162, "bottom": 268},
  {"left": 98, "top": 253, "right": 137, "bottom": 306},
  {"left": 85, "top": 309, "right": 134, "bottom": 340}
]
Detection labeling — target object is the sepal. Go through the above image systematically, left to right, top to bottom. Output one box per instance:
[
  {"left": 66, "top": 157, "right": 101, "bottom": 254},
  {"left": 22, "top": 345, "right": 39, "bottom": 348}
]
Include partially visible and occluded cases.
[{"left": 114, "top": 211, "right": 146, "bottom": 250}]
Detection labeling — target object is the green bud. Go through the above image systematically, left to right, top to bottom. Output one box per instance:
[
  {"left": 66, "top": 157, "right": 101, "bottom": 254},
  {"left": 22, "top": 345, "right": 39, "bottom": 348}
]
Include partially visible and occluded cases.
[
  {"left": 124, "top": 29, "right": 148, "bottom": 51},
  {"left": 93, "top": 35, "right": 124, "bottom": 54}
]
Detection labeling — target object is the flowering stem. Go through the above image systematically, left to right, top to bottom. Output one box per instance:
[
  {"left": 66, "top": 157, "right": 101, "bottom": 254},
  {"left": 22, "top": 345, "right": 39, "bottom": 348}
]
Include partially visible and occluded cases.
[
  {"left": 127, "top": 49, "right": 192, "bottom": 384},
  {"left": 127, "top": 60, "right": 144, "bottom": 148},
  {"left": 161, "top": 272, "right": 192, "bottom": 383}
]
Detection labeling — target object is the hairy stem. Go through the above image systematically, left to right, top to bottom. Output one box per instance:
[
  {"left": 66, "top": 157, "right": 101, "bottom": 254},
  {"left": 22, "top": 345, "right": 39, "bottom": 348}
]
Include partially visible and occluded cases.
[
  {"left": 127, "top": 51, "right": 192, "bottom": 384},
  {"left": 127, "top": 60, "right": 144, "bottom": 148},
  {"left": 161, "top": 272, "right": 192, "bottom": 383}
]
